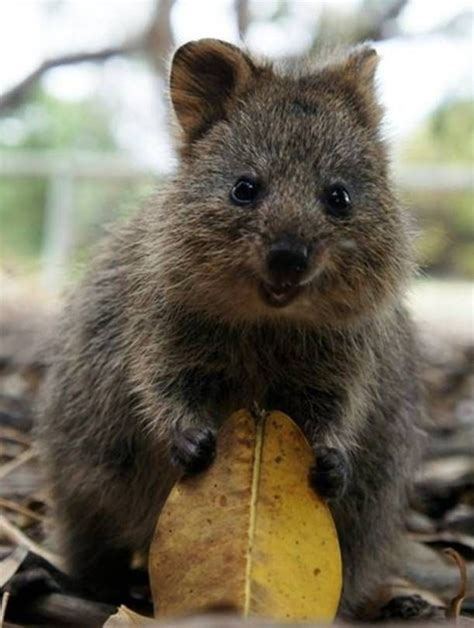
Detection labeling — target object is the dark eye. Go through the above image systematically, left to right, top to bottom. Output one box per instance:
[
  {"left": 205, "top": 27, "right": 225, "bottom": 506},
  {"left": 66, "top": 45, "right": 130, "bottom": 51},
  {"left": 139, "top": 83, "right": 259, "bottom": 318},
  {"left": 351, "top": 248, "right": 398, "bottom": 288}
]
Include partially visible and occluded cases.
[
  {"left": 230, "top": 177, "right": 259, "bottom": 206},
  {"left": 322, "top": 183, "right": 352, "bottom": 218}
]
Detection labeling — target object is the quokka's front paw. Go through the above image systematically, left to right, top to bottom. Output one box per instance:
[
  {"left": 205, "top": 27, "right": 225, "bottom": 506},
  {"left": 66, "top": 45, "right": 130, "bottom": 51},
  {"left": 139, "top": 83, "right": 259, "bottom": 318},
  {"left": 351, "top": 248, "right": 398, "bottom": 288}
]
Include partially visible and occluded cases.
[
  {"left": 171, "top": 426, "right": 217, "bottom": 475},
  {"left": 309, "top": 446, "right": 349, "bottom": 500}
]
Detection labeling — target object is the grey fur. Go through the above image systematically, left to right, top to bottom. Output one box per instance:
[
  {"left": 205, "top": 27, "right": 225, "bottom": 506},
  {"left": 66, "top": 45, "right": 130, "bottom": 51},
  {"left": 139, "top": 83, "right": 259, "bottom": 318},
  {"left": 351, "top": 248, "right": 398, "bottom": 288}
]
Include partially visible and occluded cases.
[{"left": 37, "top": 40, "right": 425, "bottom": 617}]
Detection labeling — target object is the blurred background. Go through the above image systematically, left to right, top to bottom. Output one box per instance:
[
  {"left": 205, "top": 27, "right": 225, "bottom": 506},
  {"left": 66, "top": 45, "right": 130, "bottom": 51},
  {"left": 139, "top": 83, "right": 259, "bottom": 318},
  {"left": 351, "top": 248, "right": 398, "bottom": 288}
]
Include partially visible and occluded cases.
[
  {"left": 0, "top": 0, "right": 473, "bottom": 334},
  {"left": 0, "top": 6, "right": 473, "bottom": 623}
]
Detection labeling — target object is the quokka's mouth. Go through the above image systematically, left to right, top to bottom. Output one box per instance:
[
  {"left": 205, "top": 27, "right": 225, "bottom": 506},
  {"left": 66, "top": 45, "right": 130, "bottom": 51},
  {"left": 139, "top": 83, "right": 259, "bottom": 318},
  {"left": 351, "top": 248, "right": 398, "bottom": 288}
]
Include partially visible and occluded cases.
[{"left": 258, "top": 281, "right": 303, "bottom": 308}]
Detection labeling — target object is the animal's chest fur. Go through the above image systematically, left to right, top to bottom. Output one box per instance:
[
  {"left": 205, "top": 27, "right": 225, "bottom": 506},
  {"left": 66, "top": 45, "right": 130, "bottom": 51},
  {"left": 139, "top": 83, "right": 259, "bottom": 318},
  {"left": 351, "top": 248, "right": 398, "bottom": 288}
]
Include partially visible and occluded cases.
[{"left": 161, "top": 314, "right": 354, "bottom": 429}]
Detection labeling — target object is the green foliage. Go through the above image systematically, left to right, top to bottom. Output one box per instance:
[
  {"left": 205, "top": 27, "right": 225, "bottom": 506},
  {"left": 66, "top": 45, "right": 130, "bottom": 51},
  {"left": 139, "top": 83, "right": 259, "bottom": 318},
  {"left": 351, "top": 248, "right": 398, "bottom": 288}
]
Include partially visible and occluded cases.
[
  {"left": 0, "top": 86, "right": 117, "bottom": 152},
  {"left": 0, "top": 87, "right": 119, "bottom": 266},
  {"left": 400, "top": 99, "right": 474, "bottom": 279},
  {"left": 402, "top": 99, "right": 474, "bottom": 164},
  {"left": 0, "top": 178, "right": 46, "bottom": 268},
  {"left": 71, "top": 178, "right": 155, "bottom": 270},
  {"left": 407, "top": 189, "right": 474, "bottom": 279}
]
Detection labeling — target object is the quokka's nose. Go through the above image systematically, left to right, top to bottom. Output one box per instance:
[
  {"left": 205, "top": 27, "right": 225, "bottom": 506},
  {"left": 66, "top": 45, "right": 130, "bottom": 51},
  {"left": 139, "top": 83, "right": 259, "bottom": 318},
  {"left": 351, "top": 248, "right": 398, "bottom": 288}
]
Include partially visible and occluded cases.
[{"left": 266, "top": 236, "right": 309, "bottom": 286}]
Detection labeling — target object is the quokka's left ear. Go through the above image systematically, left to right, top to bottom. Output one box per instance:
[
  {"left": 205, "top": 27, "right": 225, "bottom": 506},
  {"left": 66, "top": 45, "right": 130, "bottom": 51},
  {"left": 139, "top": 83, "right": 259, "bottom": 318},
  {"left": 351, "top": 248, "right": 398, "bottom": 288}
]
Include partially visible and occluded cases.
[{"left": 169, "top": 39, "right": 262, "bottom": 144}]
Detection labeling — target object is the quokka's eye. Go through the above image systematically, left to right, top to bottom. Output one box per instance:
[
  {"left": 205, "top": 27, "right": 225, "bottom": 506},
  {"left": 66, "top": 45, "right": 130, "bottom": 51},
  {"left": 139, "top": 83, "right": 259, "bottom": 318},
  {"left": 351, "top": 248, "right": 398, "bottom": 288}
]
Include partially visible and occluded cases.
[
  {"left": 230, "top": 177, "right": 259, "bottom": 206},
  {"left": 322, "top": 183, "right": 352, "bottom": 219}
]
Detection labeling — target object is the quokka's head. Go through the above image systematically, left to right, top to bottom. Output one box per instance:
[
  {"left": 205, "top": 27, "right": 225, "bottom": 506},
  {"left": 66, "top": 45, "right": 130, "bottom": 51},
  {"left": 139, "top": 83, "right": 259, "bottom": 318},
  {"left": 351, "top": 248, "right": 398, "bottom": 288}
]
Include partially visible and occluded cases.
[{"left": 156, "top": 38, "right": 414, "bottom": 327}]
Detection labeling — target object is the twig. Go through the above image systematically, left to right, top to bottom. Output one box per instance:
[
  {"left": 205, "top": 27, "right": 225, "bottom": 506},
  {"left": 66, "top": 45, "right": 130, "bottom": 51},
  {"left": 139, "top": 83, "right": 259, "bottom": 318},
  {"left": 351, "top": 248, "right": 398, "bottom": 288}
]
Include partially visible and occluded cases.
[
  {"left": 0, "top": 0, "right": 178, "bottom": 112},
  {"left": 143, "top": 0, "right": 177, "bottom": 75},
  {"left": 234, "top": 0, "right": 250, "bottom": 40},
  {"left": 309, "top": 0, "right": 409, "bottom": 55},
  {"left": 0, "top": 43, "right": 140, "bottom": 111},
  {"left": 0, "top": 428, "right": 31, "bottom": 447},
  {"left": 0, "top": 449, "right": 36, "bottom": 481},
  {"left": 31, "top": 489, "right": 53, "bottom": 508},
  {"left": 0, "top": 497, "right": 47, "bottom": 524},
  {"left": 0, "top": 516, "right": 62, "bottom": 569},
  {"left": 444, "top": 548, "right": 467, "bottom": 621},
  {"left": 0, "top": 590, "right": 10, "bottom": 628},
  {"left": 8, "top": 592, "right": 114, "bottom": 627}
]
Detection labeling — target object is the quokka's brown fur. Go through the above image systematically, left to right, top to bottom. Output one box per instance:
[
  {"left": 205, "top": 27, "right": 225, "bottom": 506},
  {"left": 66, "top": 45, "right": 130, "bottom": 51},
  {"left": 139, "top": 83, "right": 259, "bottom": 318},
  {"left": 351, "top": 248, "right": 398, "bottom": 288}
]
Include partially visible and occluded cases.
[{"left": 37, "top": 39, "right": 426, "bottom": 618}]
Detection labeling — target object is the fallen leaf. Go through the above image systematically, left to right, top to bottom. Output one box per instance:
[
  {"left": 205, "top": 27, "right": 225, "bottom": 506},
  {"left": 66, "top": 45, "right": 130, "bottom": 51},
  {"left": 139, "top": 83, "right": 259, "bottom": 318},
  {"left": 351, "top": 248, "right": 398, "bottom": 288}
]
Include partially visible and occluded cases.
[
  {"left": 149, "top": 410, "right": 342, "bottom": 622},
  {"left": 103, "top": 605, "right": 156, "bottom": 626}
]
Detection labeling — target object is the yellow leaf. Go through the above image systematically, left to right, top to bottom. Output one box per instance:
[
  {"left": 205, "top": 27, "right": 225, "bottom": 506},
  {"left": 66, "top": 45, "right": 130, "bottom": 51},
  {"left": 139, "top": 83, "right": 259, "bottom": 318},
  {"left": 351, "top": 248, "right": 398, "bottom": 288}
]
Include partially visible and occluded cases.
[{"left": 149, "top": 410, "right": 342, "bottom": 622}]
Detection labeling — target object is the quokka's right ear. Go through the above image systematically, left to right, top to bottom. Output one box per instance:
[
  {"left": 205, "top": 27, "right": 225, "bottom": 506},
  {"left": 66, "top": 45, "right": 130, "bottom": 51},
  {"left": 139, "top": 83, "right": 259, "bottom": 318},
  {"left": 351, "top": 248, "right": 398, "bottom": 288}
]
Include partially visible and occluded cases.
[
  {"left": 169, "top": 39, "right": 260, "bottom": 144},
  {"left": 324, "top": 45, "right": 383, "bottom": 128}
]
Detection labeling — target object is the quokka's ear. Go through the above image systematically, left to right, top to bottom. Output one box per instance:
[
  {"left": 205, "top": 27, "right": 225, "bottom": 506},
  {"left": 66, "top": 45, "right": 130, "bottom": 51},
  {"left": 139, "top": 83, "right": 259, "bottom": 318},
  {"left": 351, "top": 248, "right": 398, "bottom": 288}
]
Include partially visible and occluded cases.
[
  {"left": 170, "top": 39, "right": 259, "bottom": 143},
  {"left": 325, "top": 45, "right": 382, "bottom": 127},
  {"left": 343, "top": 45, "right": 379, "bottom": 91}
]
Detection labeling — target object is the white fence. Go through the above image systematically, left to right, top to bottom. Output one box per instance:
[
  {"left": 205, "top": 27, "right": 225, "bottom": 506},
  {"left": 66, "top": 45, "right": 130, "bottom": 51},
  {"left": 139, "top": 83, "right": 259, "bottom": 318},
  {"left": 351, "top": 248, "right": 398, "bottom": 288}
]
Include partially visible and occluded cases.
[{"left": 0, "top": 150, "right": 472, "bottom": 291}]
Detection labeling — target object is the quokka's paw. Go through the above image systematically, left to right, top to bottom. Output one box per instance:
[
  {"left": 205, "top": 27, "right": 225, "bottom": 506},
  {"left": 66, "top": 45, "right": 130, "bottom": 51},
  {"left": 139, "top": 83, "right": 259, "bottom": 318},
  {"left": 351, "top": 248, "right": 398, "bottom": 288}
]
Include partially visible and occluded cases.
[
  {"left": 171, "top": 426, "right": 217, "bottom": 475},
  {"left": 309, "top": 446, "right": 349, "bottom": 500}
]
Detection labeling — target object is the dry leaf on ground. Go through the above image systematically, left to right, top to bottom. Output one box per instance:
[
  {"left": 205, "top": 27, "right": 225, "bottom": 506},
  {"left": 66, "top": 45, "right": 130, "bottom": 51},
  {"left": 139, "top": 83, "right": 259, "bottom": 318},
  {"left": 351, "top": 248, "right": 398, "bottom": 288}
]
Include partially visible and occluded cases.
[{"left": 104, "top": 605, "right": 156, "bottom": 626}]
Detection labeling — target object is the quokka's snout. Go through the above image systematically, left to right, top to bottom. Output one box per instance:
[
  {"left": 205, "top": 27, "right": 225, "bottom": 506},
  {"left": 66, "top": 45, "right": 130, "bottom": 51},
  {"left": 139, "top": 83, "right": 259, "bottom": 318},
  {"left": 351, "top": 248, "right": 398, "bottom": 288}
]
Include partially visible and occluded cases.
[
  {"left": 259, "top": 234, "right": 327, "bottom": 308},
  {"left": 266, "top": 235, "right": 310, "bottom": 287}
]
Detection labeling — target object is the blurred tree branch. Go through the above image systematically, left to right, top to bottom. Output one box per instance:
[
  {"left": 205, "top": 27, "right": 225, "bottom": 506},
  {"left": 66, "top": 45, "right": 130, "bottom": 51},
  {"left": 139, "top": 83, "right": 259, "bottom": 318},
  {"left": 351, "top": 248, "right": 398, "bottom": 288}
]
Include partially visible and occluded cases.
[
  {"left": 0, "top": 0, "right": 177, "bottom": 113},
  {"left": 1, "top": 0, "right": 471, "bottom": 114},
  {"left": 144, "top": 0, "right": 177, "bottom": 75},
  {"left": 235, "top": 0, "right": 250, "bottom": 41},
  {"left": 309, "top": 0, "right": 409, "bottom": 54},
  {"left": 360, "top": 0, "right": 409, "bottom": 41},
  {"left": 0, "top": 44, "right": 139, "bottom": 111}
]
